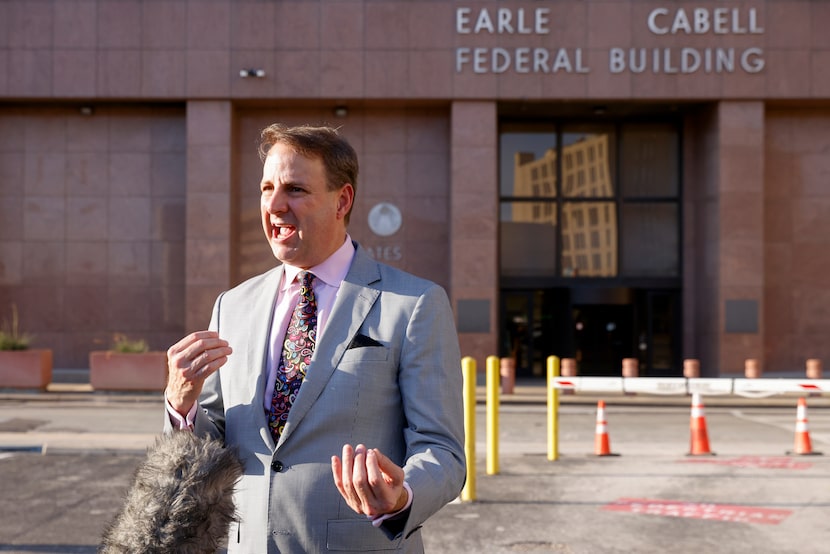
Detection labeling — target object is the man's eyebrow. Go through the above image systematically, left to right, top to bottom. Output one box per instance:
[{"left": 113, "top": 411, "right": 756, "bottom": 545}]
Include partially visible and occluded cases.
[{"left": 282, "top": 178, "right": 307, "bottom": 188}]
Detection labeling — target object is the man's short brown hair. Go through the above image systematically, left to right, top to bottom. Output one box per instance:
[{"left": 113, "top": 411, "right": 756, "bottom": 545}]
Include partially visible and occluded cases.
[{"left": 259, "top": 124, "right": 359, "bottom": 195}]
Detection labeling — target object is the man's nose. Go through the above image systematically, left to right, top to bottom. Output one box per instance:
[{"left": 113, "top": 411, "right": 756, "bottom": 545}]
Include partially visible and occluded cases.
[{"left": 264, "top": 190, "right": 287, "bottom": 213}]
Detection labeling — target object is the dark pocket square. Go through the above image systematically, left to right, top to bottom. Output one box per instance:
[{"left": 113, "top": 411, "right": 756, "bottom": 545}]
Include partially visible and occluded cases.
[{"left": 348, "top": 333, "right": 383, "bottom": 349}]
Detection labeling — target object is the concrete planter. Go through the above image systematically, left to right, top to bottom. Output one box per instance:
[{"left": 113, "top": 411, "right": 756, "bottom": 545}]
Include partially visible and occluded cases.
[
  {"left": 0, "top": 349, "right": 53, "bottom": 390},
  {"left": 89, "top": 351, "right": 168, "bottom": 391}
]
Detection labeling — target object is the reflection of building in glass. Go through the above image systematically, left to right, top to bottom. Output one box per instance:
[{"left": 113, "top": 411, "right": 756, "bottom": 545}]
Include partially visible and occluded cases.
[
  {"left": 512, "top": 134, "right": 617, "bottom": 277},
  {"left": 511, "top": 149, "right": 557, "bottom": 223}
]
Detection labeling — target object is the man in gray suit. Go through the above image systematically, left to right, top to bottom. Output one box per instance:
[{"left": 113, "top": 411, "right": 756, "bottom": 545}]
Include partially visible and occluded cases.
[{"left": 164, "top": 124, "right": 466, "bottom": 553}]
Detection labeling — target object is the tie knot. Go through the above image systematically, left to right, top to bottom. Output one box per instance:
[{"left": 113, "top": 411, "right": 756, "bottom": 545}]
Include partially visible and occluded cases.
[
  {"left": 298, "top": 271, "right": 315, "bottom": 300},
  {"left": 299, "top": 271, "right": 315, "bottom": 288}
]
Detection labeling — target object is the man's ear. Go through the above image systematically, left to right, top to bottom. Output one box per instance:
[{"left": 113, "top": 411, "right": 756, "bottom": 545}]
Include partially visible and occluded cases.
[{"left": 336, "top": 184, "right": 355, "bottom": 220}]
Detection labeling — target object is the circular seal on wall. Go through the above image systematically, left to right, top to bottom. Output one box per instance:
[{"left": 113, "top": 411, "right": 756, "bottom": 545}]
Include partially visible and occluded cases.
[{"left": 368, "top": 202, "right": 402, "bottom": 237}]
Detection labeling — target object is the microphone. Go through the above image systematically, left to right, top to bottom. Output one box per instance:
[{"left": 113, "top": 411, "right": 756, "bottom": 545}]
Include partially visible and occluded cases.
[{"left": 100, "top": 431, "right": 244, "bottom": 553}]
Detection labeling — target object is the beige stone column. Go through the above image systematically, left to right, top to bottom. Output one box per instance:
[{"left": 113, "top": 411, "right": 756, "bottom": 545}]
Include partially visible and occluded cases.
[
  {"left": 184, "top": 101, "right": 233, "bottom": 332},
  {"left": 450, "top": 102, "right": 498, "bottom": 367},
  {"left": 717, "top": 102, "right": 765, "bottom": 374}
]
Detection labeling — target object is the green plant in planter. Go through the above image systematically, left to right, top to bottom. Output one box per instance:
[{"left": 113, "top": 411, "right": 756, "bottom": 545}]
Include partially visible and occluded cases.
[
  {"left": 0, "top": 304, "right": 33, "bottom": 351},
  {"left": 112, "top": 333, "right": 150, "bottom": 354}
]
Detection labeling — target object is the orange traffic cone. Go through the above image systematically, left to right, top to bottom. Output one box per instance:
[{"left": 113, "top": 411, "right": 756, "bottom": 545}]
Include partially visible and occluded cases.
[
  {"left": 687, "top": 393, "right": 715, "bottom": 456},
  {"left": 787, "top": 397, "right": 823, "bottom": 456},
  {"left": 594, "top": 400, "right": 619, "bottom": 456}
]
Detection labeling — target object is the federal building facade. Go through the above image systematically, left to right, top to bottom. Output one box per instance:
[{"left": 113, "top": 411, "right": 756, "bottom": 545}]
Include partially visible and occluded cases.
[{"left": 1, "top": 0, "right": 829, "bottom": 378}]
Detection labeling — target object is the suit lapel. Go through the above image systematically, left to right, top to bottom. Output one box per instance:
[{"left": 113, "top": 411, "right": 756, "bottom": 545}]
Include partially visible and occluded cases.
[
  {"left": 276, "top": 246, "right": 381, "bottom": 448},
  {"left": 244, "top": 266, "right": 283, "bottom": 450}
]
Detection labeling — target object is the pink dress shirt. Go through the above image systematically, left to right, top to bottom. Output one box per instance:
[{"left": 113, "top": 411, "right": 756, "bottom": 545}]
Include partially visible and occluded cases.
[{"left": 166, "top": 235, "right": 355, "bottom": 426}]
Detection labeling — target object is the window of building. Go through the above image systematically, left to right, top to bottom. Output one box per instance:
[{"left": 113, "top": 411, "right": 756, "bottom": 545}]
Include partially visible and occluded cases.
[
  {"left": 499, "top": 119, "right": 680, "bottom": 280},
  {"left": 620, "top": 124, "right": 679, "bottom": 197},
  {"left": 499, "top": 129, "right": 557, "bottom": 198},
  {"left": 565, "top": 174, "right": 575, "bottom": 194},
  {"left": 499, "top": 201, "right": 558, "bottom": 277},
  {"left": 620, "top": 203, "right": 679, "bottom": 276}
]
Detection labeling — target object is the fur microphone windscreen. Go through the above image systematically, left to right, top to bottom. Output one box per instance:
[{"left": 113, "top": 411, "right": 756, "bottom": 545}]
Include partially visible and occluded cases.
[{"left": 100, "top": 431, "right": 244, "bottom": 554}]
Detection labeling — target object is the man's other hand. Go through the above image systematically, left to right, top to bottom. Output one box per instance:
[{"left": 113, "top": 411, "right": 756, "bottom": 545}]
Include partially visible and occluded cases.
[{"left": 166, "top": 331, "right": 232, "bottom": 416}]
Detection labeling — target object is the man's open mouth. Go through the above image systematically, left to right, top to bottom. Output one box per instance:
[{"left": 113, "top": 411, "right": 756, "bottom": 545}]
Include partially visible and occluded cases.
[{"left": 272, "top": 223, "right": 296, "bottom": 240}]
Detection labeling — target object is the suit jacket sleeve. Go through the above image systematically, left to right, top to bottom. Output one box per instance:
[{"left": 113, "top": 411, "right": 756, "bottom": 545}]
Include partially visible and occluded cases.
[{"left": 393, "top": 282, "right": 466, "bottom": 540}]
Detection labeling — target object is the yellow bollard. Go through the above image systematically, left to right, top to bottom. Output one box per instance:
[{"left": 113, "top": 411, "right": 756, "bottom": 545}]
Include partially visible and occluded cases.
[
  {"left": 486, "top": 355, "right": 500, "bottom": 475},
  {"left": 547, "top": 355, "right": 560, "bottom": 461},
  {"left": 460, "top": 356, "right": 476, "bottom": 502}
]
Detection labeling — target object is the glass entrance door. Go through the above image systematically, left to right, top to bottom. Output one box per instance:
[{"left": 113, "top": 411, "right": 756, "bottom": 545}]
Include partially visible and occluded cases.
[
  {"left": 500, "top": 287, "right": 681, "bottom": 378},
  {"left": 501, "top": 289, "right": 569, "bottom": 378},
  {"left": 636, "top": 290, "right": 681, "bottom": 376},
  {"left": 572, "top": 303, "right": 635, "bottom": 375}
]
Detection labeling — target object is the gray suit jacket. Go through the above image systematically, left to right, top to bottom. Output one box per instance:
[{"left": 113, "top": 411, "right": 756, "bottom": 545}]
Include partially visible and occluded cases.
[{"left": 166, "top": 244, "right": 466, "bottom": 553}]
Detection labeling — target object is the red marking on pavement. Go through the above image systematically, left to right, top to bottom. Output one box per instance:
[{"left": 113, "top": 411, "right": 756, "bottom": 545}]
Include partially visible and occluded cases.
[
  {"left": 679, "top": 456, "right": 813, "bottom": 470},
  {"left": 603, "top": 498, "right": 791, "bottom": 525}
]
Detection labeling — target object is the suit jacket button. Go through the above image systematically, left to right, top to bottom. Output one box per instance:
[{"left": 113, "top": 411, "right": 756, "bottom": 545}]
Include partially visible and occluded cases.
[{"left": 271, "top": 460, "right": 284, "bottom": 472}]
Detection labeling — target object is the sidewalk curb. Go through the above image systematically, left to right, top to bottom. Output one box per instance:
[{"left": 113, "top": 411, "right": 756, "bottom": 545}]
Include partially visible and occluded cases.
[
  {"left": 0, "top": 383, "right": 163, "bottom": 404},
  {"left": 1, "top": 383, "right": 827, "bottom": 409}
]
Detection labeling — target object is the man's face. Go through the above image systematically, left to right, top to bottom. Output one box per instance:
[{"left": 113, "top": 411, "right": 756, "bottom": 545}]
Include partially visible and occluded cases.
[{"left": 260, "top": 143, "right": 354, "bottom": 269}]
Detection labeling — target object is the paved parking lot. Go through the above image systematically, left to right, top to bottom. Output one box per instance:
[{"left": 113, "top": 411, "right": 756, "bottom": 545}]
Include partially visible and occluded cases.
[
  {"left": 0, "top": 389, "right": 828, "bottom": 553},
  {"left": 424, "top": 400, "right": 830, "bottom": 553}
]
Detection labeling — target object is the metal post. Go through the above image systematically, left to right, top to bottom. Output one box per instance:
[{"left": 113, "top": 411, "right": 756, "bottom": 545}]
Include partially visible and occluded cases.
[
  {"left": 486, "top": 355, "right": 500, "bottom": 475},
  {"left": 547, "top": 355, "right": 560, "bottom": 461},
  {"left": 460, "top": 356, "right": 476, "bottom": 501}
]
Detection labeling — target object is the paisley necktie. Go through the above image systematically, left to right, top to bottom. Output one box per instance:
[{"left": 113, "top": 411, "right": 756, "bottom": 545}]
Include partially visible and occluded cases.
[{"left": 268, "top": 271, "right": 317, "bottom": 442}]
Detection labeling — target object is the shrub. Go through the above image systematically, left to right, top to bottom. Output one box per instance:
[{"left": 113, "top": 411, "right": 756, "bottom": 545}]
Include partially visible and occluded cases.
[
  {"left": 0, "top": 304, "right": 32, "bottom": 351},
  {"left": 112, "top": 334, "right": 150, "bottom": 354}
]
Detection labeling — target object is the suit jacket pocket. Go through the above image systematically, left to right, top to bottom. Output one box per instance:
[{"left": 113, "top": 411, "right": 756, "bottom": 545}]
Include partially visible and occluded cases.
[
  {"left": 348, "top": 333, "right": 384, "bottom": 349},
  {"left": 340, "top": 345, "right": 390, "bottom": 363},
  {"left": 327, "top": 518, "right": 402, "bottom": 551}
]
